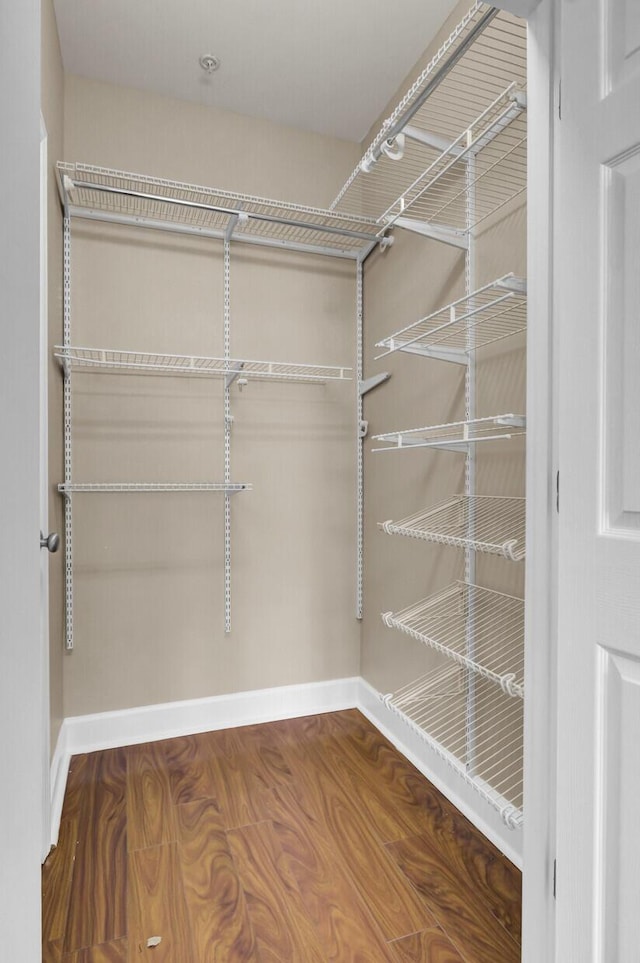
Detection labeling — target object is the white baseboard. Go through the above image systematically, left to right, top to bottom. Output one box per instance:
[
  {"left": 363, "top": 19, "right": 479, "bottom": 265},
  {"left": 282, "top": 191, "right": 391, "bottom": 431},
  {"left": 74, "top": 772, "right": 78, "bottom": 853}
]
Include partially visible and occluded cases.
[
  {"left": 49, "top": 674, "right": 522, "bottom": 868},
  {"left": 49, "top": 725, "right": 71, "bottom": 849}
]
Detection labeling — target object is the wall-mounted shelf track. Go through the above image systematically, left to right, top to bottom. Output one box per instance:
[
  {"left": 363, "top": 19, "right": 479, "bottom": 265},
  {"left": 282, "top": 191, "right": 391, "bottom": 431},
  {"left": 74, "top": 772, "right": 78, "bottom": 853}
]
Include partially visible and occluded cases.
[
  {"left": 331, "top": 4, "right": 527, "bottom": 245},
  {"left": 58, "top": 158, "right": 358, "bottom": 649},
  {"left": 57, "top": 162, "right": 382, "bottom": 261},
  {"left": 375, "top": 274, "right": 527, "bottom": 363},
  {"left": 55, "top": 346, "right": 351, "bottom": 384},
  {"left": 372, "top": 413, "right": 525, "bottom": 452},
  {"left": 59, "top": 483, "right": 251, "bottom": 494},
  {"left": 380, "top": 494, "right": 525, "bottom": 561},
  {"left": 382, "top": 580, "right": 524, "bottom": 697},
  {"left": 382, "top": 662, "right": 523, "bottom": 827}
]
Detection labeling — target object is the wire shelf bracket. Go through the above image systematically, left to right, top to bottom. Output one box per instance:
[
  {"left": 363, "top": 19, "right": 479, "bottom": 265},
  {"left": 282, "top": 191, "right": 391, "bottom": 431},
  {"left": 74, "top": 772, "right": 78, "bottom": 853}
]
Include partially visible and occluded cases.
[
  {"left": 372, "top": 413, "right": 526, "bottom": 453},
  {"left": 380, "top": 494, "right": 525, "bottom": 561},
  {"left": 382, "top": 580, "right": 524, "bottom": 698},
  {"left": 380, "top": 662, "right": 523, "bottom": 828}
]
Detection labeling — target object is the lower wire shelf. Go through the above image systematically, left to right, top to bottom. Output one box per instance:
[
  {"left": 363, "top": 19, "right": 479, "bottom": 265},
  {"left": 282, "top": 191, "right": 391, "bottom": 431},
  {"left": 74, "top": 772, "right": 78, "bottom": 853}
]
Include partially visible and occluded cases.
[
  {"left": 372, "top": 414, "right": 526, "bottom": 453},
  {"left": 380, "top": 494, "right": 525, "bottom": 561},
  {"left": 382, "top": 581, "right": 524, "bottom": 698},
  {"left": 382, "top": 662, "right": 523, "bottom": 829}
]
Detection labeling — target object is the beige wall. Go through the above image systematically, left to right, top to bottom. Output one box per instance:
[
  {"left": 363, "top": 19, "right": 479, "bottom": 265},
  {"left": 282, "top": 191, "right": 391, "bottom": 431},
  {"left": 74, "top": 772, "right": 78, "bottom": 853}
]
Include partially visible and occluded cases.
[
  {"left": 41, "top": 0, "right": 64, "bottom": 753},
  {"left": 61, "top": 78, "right": 361, "bottom": 716}
]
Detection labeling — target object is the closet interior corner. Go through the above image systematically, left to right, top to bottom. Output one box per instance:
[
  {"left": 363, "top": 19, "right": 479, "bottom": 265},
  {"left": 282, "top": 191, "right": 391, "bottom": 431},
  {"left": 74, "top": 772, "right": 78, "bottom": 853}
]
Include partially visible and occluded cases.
[{"left": 54, "top": 0, "right": 529, "bottom": 867}]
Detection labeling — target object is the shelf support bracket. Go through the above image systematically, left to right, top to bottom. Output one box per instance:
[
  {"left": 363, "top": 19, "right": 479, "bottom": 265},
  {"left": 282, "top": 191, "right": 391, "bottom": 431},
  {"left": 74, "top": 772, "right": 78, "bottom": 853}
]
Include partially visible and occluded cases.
[
  {"left": 402, "top": 125, "right": 464, "bottom": 157},
  {"left": 392, "top": 217, "right": 469, "bottom": 250},
  {"left": 225, "top": 361, "right": 245, "bottom": 389},
  {"left": 359, "top": 372, "right": 391, "bottom": 396}
]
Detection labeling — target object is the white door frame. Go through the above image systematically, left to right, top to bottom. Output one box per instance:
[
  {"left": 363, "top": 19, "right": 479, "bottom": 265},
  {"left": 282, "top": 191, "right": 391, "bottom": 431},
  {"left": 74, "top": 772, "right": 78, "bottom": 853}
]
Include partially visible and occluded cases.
[
  {"left": 0, "top": 0, "right": 45, "bottom": 959},
  {"left": 521, "top": 0, "right": 558, "bottom": 959},
  {"left": 40, "top": 112, "right": 52, "bottom": 862}
]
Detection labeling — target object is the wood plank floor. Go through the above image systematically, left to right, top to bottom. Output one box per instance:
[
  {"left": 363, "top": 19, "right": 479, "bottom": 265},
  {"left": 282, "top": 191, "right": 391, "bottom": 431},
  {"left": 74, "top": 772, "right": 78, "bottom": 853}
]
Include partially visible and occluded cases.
[{"left": 42, "top": 709, "right": 521, "bottom": 962}]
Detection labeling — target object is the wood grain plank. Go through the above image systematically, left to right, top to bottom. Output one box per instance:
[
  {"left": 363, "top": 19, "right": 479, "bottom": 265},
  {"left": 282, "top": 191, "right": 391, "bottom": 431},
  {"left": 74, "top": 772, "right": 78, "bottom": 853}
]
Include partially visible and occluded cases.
[
  {"left": 329, "top": 711, "right": 522, "bottom": 942},
  {"left": 271, "top": 718, "right": 436, "bottom": 941},
  {"left": 232, "top": 722, "right": 295, "bottom": 789},
  {"left": 204, "top": 728, "right": 278, "bottom": 830},
  {"left": 158, "top": 734, "right": 218, "bottom": 805},
  {"left": 127, "top": 742, "right": 176, "bottom": 851},
  {"left": 64, "top": 749, "right": 127, "bottom": 953},
  {"left": 61, "top": 754, "right": 91, "bottom": 821},
  {"left": 264, "top": 784, "right": 397, "bottom": 961},
  {"left": 176, "top": 797, "right": 259, "bottom": 962},
  {"left": 42, "top": 814, "right": 79, "bottom": 944},
  {"left": 228, "top": 820, "right": 326, "bottom": 962},
  {"left": 386, "top": 834, "right": 521, "bottom": 963},
  {"left": 128, "top": 843, "right": 196, "bottom": 963},
  {"left": 389, "top": 928, "right": 467, "bottom": 963},
  {"left": 62, "top": 938, "right": 127, "bottom": 962},
  {"left": 43, "top": 940, "right": 63, "bottom": 963}
]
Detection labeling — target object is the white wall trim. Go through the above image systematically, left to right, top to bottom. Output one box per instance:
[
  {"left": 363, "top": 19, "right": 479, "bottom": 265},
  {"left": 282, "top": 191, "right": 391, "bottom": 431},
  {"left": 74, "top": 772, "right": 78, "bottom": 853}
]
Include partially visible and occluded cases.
[
  {"left": 50, "top": 674, "right": 523, "bottom": 869},
  {"left": 49, "top": 725, "right": 71, "bottom": 849}
]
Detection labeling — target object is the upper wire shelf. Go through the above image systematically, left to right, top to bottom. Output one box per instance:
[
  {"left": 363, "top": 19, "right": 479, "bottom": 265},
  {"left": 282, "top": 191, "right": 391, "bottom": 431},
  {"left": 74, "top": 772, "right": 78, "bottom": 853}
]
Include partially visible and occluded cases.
[
  {"left": 331, "top": 4, "right": 527, "bottom": 239},
  {"left": 57, "top": 162, "right": 381, "bottom": 261},
  {"left": 375, "top": 274, "right": 526, "bottom": 364},
  {"left": 55, "top": 346, "right": 352, "bottom": 385},
  {"left": 372, "top": 413, "right": 525, "bottom": 452},
  {"left": 58, "top": 482, "right": 251, "bottom": 494},
  {"left": 380, "top": 494, "right": 525, "bottom": 561},
  {"left": 382, "top": 580, "right": 524, "bottom": 698},
  {"left": 382, "top": 662, "right": 523, "bottom": 828}
]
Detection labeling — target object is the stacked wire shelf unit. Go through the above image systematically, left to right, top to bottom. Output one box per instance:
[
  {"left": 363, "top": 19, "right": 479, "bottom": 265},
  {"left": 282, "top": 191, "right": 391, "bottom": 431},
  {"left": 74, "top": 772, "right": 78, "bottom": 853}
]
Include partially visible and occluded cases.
[
  {"left": 333, "top": 1, "right": 528, "bottom": 835},
  {"left": 57, "top": 164, "right": 372, "bottom": 649}
]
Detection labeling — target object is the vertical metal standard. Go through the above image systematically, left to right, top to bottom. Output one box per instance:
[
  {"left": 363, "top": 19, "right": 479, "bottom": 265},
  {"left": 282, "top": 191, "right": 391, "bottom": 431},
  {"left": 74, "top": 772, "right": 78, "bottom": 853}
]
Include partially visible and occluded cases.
[
  {"left": 464, "top": 146, "right": 477, "bottom": 769},
  {"left": 63, "top": 215, "right": 74, "bottom": 649},
  {"left": 223, "top": 240, "right": 232, "bottom": 633},
  {"left": 356, "top": 258, "right": 364, "bottom": 619}
]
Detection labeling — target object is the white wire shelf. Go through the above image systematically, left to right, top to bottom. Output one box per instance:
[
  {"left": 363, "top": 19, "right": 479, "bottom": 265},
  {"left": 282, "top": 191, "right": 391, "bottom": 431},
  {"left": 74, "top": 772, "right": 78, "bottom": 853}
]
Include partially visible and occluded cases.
[
  {"left": 332, "top": 5, "right": 527, "bottom": 238},
  {"left": 57, "top": 162, "right": 382, "bottom": 261},
  {"left": 375, "top": 275, "right": 526, "bottom": 363},
  {"left": 55, "top": 346, "right": 352, "bottom": 384},
  {"left": 372, "top": 414, "right": 525, "bottom": 453},
  {"left": 58, "top": 482, "right": 251, "bottom": 494},
  {"left": 380, "top": 494, "right": 525, "bottom": 561},
  {"left": 382, "top": 580, "right": 524, "bottom": 698},
  {"left": 382, "top": 662, "right": 523, "bottom": 828}
]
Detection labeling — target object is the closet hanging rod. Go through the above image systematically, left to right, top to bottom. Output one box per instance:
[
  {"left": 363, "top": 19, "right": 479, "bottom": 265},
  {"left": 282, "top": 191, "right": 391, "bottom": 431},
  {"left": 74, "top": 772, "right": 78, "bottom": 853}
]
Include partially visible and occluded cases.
[
  {"left": 363, "top": 6, "right": 499, "bottom": 169},
  {"left": 64, "top": 178, "right": 380, "bottom": 244}
]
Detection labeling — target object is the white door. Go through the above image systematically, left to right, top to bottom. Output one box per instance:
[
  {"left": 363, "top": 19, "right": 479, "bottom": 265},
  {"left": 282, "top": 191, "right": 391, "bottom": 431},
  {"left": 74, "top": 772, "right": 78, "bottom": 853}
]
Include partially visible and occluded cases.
[
  {"left": 555, "top": 0, "right": 640, "bottom": 959},
  {"left": 0, "top": 1, "right": 45, "bottom": 960}
]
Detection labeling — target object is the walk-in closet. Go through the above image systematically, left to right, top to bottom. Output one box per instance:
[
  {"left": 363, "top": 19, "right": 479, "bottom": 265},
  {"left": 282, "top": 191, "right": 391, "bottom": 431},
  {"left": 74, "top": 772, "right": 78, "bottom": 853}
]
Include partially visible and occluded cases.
[{"left": 7, "top": 0, "right": 591, "bottom": 958}]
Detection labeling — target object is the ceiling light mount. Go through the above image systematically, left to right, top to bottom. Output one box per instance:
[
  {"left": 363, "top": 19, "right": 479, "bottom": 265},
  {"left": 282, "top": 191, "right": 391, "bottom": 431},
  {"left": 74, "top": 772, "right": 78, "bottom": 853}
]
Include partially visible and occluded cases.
[{"left": 199, "top": 54, "right": 220, "bottom": 74}]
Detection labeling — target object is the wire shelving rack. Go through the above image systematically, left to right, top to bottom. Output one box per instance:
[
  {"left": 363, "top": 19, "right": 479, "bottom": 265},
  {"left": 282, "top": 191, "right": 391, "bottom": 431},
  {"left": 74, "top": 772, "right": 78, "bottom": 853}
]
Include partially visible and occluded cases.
[
  {"left": 331, "top": 4, "right": 527, "bottom": 245},
  {"left": 57, "top": 162, "right": 382, "bottom": 261},
  {"left": 375, "top": 275, "right": 527, "bottom": 363},
  {"left": 55, "top": 346, "right": 351, "bottom": 384},
  {"left": 372, "top": 414, "right": 525, "bottom": 452},
  {"left": 58, "top": 482, "right": 251, "bottom": 494},
  {"left": 380, "top": 494, "right": 525, "bottom": 561},
  {"left": 382, "top": 581, "right": 524, "bottom": 698},
  {"left": 382, "top": 662, "right": 523, "bottom": 827}
]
